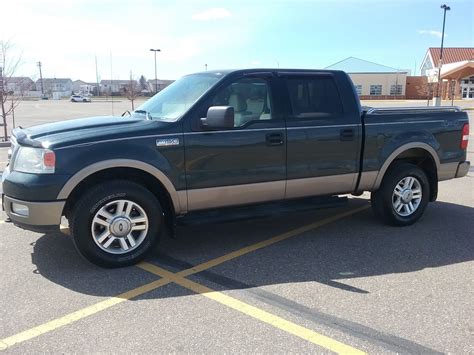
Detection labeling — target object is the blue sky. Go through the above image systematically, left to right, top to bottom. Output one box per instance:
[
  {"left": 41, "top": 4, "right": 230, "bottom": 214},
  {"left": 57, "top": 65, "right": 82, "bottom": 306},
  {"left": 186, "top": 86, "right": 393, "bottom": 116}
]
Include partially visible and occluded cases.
[{"left": 2, "top": 0, "right": 473, "bottom": 82}]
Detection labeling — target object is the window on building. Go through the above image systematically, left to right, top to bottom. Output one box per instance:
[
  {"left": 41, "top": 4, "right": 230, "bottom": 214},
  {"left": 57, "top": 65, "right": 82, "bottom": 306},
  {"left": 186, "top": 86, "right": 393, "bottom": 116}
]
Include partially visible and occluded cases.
[
  {"left": 286, "top": 76, "right": 343, "bottom": 118},
  {"left": 390, "top": 84, "right": 403, "bottom": 95},
  {"left": 355, "top": 85, "right": 362, "bottom": 96},
  {"left": 370, "top": 85, "right": 382, "bottom": 96}
]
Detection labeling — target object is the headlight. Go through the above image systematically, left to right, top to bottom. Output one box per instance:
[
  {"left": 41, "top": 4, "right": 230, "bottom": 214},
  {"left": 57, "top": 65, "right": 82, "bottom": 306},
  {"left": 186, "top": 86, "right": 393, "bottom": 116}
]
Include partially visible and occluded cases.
[{"left": 13, "top": 147, "right": 56, "bottom": 174}]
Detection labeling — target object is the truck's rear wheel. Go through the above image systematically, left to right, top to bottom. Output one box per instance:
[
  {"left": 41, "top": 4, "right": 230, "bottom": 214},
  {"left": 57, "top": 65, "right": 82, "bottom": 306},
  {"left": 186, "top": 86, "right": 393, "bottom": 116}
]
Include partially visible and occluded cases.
[
  {"left": 371, "top": 163, "right": 430, "bottom": 226},
  {"left": 70, "top": 180, "right": 162, "bottom": 268}
]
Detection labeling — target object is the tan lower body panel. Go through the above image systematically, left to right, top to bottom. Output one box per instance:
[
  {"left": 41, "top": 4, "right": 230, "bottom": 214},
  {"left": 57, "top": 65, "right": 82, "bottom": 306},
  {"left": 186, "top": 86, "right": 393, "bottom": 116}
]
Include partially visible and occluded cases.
[
  {"left": 438, "top": 162, "right": 459, "bottom": 181},
  {"left": 357, "top": 170, "right": 379, "bottom": 191},
  {"left": 186, "top": 173, "right": 360, "bottom": 212},
  {"left": 285, "top": 173, "right": 358, "bottom": 199},
  {"left": 187, "top": 180, "right": 286, "bottom": 211}
]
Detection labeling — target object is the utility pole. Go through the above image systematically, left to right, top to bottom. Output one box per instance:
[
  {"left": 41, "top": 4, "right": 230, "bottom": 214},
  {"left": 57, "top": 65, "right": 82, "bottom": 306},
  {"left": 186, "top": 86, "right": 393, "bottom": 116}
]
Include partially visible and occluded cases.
[
  {"left": 433, "top": 4, "right": 450, "bottom": 106},
  {"left": 150, "top": 49, "right": 160, "bottom": 94},
  {"left": 95, "top": 55, "right": 100, "bottom": 96},
  {"left": 37, "top": 61, "right": 44, "bottom": 96},
  {"left": 205, "top": 64, "right": 208, "bottom": 71}
]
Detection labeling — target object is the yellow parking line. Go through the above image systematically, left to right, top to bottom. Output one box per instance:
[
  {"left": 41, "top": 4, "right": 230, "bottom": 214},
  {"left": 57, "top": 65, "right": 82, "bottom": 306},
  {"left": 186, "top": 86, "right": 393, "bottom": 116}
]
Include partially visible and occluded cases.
[
  {"left": 0, "top": 204, "right": 369, "bottom": 350},
  {"left": 179, "top": 204, "right": 370, "bottom": 277},
  {"left": 138, "top": 262, "right": 366, "bottom": 355},
  {"left": 0, "top": 279, "right": 172, "bottom": 350}
]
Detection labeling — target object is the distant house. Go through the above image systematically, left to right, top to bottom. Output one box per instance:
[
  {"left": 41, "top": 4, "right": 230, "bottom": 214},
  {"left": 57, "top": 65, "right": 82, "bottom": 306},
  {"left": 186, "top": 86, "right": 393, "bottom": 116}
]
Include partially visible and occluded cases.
[
  {"left": 326, "top": 57, "right": 409, "bottom": 99},
  {"left": 5, "top": 77, "right": 35, "bottom": 95},
  {"left": 36, "top": 78, "right": 73, "bottom": 99},
  {"left": 147, "top": 79, "right": 174, "bottom": 93},
  {"left": 73, "top": 80, "right": 97, "bottom": 95},
  {"left": 100, "top": 80, "right": 136, "bottom": 95}
]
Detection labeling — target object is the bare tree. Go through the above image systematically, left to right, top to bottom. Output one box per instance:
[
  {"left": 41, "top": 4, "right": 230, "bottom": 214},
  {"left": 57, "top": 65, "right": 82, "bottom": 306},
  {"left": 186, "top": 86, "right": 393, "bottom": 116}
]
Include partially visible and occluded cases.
[
  {"left": 0, "top": 40, "right": 24, "bottom": 141},
  {"left": 125, "top": 71, "right": 140, "bottom": 110},
  {"left": 139, "top": 75, "right": 148, "bottom": 92}
]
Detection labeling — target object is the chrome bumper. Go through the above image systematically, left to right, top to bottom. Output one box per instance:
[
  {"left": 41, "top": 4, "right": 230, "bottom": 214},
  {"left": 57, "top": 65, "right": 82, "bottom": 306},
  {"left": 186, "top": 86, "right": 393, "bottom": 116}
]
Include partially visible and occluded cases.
[
  {"left": 455, "top": 161, "right": 470, "bottom": 178},
  {"left": 3, "top": 195, "right": 65, "bottom": 232}
]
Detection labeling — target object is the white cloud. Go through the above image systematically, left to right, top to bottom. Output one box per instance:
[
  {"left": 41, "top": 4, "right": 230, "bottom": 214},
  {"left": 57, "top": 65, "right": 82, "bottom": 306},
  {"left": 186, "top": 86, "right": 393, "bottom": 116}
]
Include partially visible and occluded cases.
[
  {"left": 192, "top": 8, "right": 231, "bottom": 21},
  {"left": 417, "top": 30, "right": 448, "bottom": 38}
]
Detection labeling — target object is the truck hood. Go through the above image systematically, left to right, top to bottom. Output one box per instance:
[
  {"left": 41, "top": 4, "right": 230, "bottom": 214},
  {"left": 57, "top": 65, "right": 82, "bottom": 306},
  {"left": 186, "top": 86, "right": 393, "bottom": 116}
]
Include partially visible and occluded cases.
[{"left": 13, "top": 116, "right": 173, "bottom": 149}]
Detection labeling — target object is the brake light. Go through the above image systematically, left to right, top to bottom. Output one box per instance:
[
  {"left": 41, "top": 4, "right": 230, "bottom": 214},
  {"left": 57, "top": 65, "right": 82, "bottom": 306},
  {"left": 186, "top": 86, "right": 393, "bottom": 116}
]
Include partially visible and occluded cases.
[
  {"left": 461, "top": 123, "right": 469, "bottom": 150},
  {"left": 43, "top": 150, "right": 56, "bottom": 168}
]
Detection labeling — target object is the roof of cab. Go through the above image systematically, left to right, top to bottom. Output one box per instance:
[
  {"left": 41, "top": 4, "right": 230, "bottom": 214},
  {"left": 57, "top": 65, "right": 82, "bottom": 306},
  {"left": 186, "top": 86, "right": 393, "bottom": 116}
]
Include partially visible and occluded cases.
[{"left": 191, "top": 68, "right": 343, "bottom": 76}]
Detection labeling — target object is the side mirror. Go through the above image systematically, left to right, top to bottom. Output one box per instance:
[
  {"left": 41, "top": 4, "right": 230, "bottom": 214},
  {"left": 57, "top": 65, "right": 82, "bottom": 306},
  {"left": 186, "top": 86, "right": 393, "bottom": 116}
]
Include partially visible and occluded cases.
[{"left": 201, "top": 106, "right": 234, "bottom": 129}]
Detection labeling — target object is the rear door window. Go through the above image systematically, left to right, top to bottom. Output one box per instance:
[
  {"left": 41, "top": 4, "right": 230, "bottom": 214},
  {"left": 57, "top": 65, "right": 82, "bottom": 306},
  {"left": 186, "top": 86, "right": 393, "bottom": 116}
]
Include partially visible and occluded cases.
[{"left": 286, "top": 76, "right": 343, "bottom": 118}]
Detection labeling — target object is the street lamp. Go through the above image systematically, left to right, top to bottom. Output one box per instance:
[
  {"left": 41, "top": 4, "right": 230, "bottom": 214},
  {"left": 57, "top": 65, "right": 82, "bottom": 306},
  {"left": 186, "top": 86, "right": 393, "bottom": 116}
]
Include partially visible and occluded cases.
[
  {"left": 433, "top": 4, "right": 450, "bottom": 106},
  {"left": 149, "top": 49, "right": 161, "bottom": 94}
]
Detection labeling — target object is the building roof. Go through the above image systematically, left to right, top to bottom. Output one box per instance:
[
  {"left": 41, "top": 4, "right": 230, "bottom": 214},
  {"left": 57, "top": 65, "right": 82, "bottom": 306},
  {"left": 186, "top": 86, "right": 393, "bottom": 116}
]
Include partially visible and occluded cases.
[
  {"left": 428, "top": 47, "right": 474, "bottom": 65},
  {"left": 325, "top": 57, "right": 407, "bottom": 73},
  {"left": 441, "top": 60, "right": 474, "bottom": 79},
  {"left": 8, "top": 77, "right": 34, "bottom": 84},
  {"left": 36, "top": 78, "right": 72, "bottom": 84},
  {"left": 147, "top": 79, "right": 174, "bottom": 84},
  {"left": 100, "top": 80, "right": 133, "bottom": 85}
]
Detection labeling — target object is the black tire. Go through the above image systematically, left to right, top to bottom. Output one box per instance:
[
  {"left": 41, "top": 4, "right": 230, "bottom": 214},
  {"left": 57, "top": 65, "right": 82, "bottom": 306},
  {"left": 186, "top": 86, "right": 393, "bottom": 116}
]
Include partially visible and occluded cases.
[
  {"left": 371, "top": 162, "right": 430, "bottom": 226},
  {"left": 69, "top": 180, "right": 162, "bottom": 268}
]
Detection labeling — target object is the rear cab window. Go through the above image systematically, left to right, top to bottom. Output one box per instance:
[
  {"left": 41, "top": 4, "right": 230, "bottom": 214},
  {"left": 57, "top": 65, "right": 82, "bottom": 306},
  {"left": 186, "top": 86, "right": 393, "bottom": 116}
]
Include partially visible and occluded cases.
[{"left": 285, "top": 75, "right": 344, "bottom": 119}]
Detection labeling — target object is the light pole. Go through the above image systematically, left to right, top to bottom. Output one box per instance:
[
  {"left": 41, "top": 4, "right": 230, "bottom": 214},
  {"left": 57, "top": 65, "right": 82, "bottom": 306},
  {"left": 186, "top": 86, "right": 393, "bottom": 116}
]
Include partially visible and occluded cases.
[
  {"left": 433, "top": 4, "right": 450, "bottom": 106},
  {"left": 149, "top": 49, "right": 161, "bottom": 94}
]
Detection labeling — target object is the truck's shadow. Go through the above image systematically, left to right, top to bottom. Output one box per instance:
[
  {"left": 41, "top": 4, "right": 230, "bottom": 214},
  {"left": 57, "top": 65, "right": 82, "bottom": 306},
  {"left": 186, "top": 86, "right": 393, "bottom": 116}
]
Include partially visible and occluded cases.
[{"left": 31, "top": 199, "right": 474, "bottom": 298}]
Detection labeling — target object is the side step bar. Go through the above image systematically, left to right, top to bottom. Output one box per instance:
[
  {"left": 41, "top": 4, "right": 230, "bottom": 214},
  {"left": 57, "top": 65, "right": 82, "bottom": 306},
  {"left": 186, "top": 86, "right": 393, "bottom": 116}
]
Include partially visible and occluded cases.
[{"left": 177, "top": 196, "right": 348, "bottom": 226}]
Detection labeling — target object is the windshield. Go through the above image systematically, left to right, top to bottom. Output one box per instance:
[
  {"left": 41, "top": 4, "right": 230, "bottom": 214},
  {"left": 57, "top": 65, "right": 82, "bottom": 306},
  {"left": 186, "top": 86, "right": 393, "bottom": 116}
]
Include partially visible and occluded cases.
[{"left": 133, "top": 72, "right": 224, "bottom": 121}]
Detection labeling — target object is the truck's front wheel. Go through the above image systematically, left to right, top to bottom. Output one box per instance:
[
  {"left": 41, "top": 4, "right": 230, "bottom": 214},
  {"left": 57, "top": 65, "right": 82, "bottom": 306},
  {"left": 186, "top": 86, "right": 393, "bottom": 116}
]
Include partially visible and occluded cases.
[
  {"left": 371, "top": 163, "right": 430, "bottom": 226},
  {"left": 70, "top": 180, "right": 162, "bottom": 268}
]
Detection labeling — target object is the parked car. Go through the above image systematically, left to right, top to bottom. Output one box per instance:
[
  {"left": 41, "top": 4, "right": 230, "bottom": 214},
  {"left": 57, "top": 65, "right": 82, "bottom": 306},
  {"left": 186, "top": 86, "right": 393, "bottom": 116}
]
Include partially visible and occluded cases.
[
  {"left": 2, "top": 69, "right": 470, "bottom": 267},
  {"left": 70, "top": 94, "right": 91, "bottom": 102}
]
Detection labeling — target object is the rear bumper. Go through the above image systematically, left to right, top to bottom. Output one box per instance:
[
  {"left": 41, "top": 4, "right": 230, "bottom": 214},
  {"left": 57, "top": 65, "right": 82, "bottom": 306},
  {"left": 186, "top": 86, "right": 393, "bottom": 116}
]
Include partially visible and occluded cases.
[
  {"left": 455, "top": 161, "right": 470, "bottom": 178},
  {"left": 2, "top": 195, "right": 65, "bottom": 233}
]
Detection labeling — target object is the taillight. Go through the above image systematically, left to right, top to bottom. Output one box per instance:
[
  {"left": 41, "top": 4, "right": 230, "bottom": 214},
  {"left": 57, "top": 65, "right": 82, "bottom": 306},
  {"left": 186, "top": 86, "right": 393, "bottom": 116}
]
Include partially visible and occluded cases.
[{"left": 461, "top": 123, "right": 469, "bottom": 150}]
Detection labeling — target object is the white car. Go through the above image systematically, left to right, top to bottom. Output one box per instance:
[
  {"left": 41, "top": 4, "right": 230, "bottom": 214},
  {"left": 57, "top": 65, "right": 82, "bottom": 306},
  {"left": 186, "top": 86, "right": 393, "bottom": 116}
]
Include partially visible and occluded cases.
[{"left": 70, "top": 95, "right": 91, "bottom": 102}]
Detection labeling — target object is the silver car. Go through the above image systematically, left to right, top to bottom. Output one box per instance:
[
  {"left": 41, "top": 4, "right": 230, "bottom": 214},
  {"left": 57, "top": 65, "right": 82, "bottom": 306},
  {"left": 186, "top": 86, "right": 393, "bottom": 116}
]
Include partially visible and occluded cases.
[{"left": 70, "top": 95, "right": 91, "bottom": 102}]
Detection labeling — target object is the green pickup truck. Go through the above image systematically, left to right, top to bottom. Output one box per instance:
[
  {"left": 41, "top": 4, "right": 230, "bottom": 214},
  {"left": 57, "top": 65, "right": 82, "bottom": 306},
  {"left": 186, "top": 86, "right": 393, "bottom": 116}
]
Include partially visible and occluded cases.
[{"left": 2, "top": 69, "right": 470, "bottom": 267}]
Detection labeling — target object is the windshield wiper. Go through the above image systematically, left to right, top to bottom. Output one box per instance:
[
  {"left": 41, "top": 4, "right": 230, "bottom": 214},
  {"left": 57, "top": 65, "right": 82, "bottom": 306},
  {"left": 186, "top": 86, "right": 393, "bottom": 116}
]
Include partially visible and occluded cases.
[{"left": 133, "top": 110, "right": 153, "bottom": 120}]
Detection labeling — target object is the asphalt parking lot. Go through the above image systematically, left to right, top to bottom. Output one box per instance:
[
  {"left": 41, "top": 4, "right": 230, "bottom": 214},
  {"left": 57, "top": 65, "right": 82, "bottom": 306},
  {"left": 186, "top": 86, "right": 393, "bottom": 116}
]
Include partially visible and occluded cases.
[{"left": 0, "top": 100, "right": 473, "bottom": 353}]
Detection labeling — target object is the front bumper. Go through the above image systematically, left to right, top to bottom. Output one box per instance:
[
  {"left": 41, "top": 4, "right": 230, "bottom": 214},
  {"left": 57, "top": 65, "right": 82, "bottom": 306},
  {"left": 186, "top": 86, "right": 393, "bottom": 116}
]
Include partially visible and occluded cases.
[
  {"left": 455, "top": 161, "right": 470, "bottom": 178},
  {"left": 3, "top": 195, "right": 65, "bottom": 233}
]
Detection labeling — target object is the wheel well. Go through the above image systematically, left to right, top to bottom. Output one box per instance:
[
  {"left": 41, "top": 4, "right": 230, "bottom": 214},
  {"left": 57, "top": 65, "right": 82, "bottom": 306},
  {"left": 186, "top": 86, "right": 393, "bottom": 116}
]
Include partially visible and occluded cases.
[
  {"left": 389, "top": 148, "right": 438, "bottom": 201},
  {"left": 63, "top": 167, "right": 175, "bottom": 224}
]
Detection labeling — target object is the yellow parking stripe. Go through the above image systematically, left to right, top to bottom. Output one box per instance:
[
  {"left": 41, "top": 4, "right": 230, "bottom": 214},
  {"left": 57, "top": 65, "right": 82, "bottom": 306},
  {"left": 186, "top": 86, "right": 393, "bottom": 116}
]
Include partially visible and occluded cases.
[
  {"left": 0, "top": 204, "right": 369, "bottom": 350},
  {"left": 179, "top": 204, "right": 370, "bottom": 277},
  {"left": 138, "top": 262, "right": 366, "bottom": 355},
  {"left": 0, "top": 279, "right": 171, "bottom": 350}
]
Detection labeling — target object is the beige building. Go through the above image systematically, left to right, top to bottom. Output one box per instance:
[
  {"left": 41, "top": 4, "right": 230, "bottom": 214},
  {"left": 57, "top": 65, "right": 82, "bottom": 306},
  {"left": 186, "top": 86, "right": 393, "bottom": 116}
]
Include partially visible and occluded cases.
[{"left": 326, "top": 57, "right": 409, "bottom": 99}]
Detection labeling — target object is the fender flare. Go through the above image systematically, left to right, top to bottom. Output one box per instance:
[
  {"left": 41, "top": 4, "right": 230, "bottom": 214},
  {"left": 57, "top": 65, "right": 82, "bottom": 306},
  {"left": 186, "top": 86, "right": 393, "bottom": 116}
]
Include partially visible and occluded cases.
[
  {"left": 373, "top": 142, "right": 440, "bottom": 190},
  {"left": 57, "top": 159, "right": 187, "bottom": 214}
]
